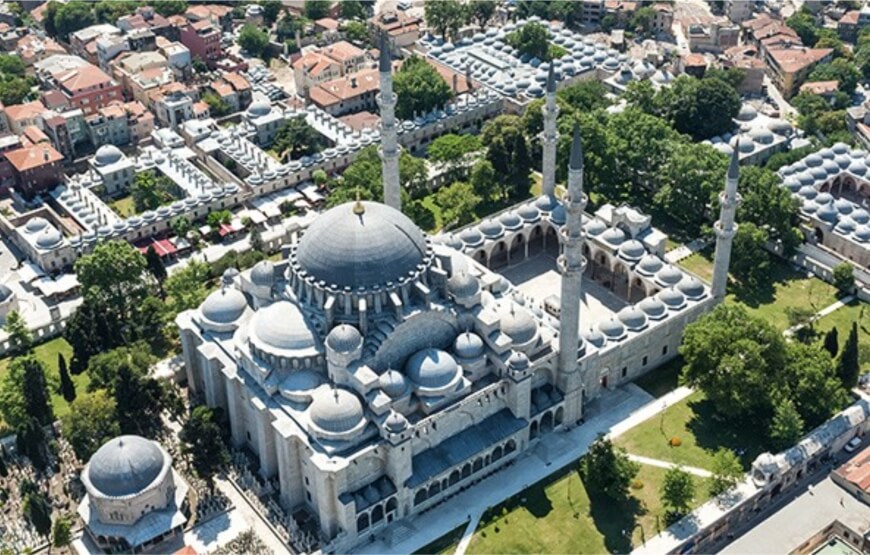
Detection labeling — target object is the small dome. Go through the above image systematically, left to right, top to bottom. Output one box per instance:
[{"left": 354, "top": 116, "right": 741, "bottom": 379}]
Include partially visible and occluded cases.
[
  {"left": 247, "top": 101, "right": 271, "bottom": 117},
  {"left": 737, "top": 104, "right": 757, "bottom": 121},
  {"left": 767, "top": 119, "right": 792, "bottom": 134},
  {"left": 749, "top": 128, "right": 774, "bottom": 144},
  {"left": 94, "top": 144, "right": 123, "bottom": 166},
  {"left": 805, "top": 153, "right": 823, "bottom": 167},
  {"left": 822, "top": 159, "right": 840, "bottom": 174},
  {"left": 848, "top": 160, "right": 867, "bottom": 176},
  {"left": 783, "top": 176, "right": 801, "bottom": 192},
  {"left": 798, "top": 185, "right": 818, "bottom": 199},
  {"left": 835, "top": 198, "right": 854, "bottom": 214},
  {"left": 817, "top": 201, "right": 839, "bottom": 223},
  {"left": 517, "top": 203, "right": 541, "bottom": 222},
  {"left": 549, "top": 204, "right": 566, "bottom": 225},
  {"left": 851, "top": 208, "right": 869, "bottom": 224},
  {"left": 499, "top": 211, "right": 522, "bottom": 229},
  {"left": 24, "top": 217, "right": 48, "bottom": 233},
  {"left": 835, "top": 217, "right": 857, "bottom": 234},
  {"left": 478, "top": 219, "right": 504, "bottom": 239},
  {"left": 584, "top": 219, "right": 607, "bottom": 236},
  {"left": 854, "top": 225, "right": 870, "bottom": 242},
  {"left": 35, "top": 226, "right": 63, "bottom": 249},
  {"left": 600, "top": 226, "right": 626, "bottom": 246},
  {"left": 459, "top": 227, "right": 484, "bottom": 247},
  {"left": 618, "top": 239, "right": 645, "bottom": 261},
  {"left": 636, "top": 254, "right": 663, "bottom": 275},
  {"left": 250, "top": 260, "right": 275, "bottom": 288},
  {"left": 655, "top": 265, "right": 683, "bottom": 286},
  {"left": 447, "top": 272, "right": 480, "bottom": 299},
  {"left": 677, "top": 276, "right": 706, "bottom": 300},
  {"left": 201, "top": 287, "right": 247, "bottom": 324},
  {"left": 658, "top": 287, "right": 686, "bottom": 309},
  {"left": 638, "top": 296, "right": 667, "bottom": 319},
  {"left": 250, "top": 301, "right": 318, "bottom": 352},
  {"left": 499, "top": 306, "right": 538, "bottom": 345},
  {"left": 617, "top": 306, "right": 647, "bottom": 331},
  {"left": 598, "top": 318, "right": 626, "bottom": 340},
  {"left": 326, "top": 324, "right": 362, "bottom": 353},
  {"left": 583, "top": 328, "right": 606, "bottom": 348},
  {"left": 454, "top": 332, "right": 484, "bottom": 359},
  {"left": 405, "top": 348, "right": 461, "bottom": 390},
  {"left": 507, "top": 350, "right": 530, "bottom": 371},
  {"left": 378, "top": 370, "right": 409, "bottom": 398},
  {"left": 309, "top": 387, "right": 365, "bottom": 434},
  {"left": 384, "top": 411, "right": 408, "bottom": 433},
  {"left": 86, "top": 435, "right": 166, "bottom": 497}
]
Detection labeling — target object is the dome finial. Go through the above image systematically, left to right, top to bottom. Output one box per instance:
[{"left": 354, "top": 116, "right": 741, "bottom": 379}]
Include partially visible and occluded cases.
[{"left": 353, "top": 185, "right": 365, "bottom": 215}]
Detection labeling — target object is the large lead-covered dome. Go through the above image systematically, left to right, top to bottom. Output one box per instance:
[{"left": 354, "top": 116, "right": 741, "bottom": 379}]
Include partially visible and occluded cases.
[
  {"left": 293, "top": 201, "right": 430, "bottom": 290},
  {"left": 86, "top": 435, "right": 167, "bottom": 497}
]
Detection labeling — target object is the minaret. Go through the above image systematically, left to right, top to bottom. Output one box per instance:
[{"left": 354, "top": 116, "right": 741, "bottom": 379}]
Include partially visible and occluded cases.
[
  {"left": 378, "top": 34, "right": 401, "bottom": 211},
  {"left": 537, "top": 64, "right": 559, "bottom": 210},
  {"left": 557, "top": 124, "right": 587, "bottom": 376},
  {"left": 711, "top": 144, "right": 741, "bottom": 299}
]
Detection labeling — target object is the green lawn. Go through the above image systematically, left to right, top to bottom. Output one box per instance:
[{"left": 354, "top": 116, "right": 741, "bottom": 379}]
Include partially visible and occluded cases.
[
  {"left": 108, "top": 194, "right": 136, "bottom": 217},
  {"left": 677, "top": 252, "right": 714, "bottom": 283},
  {"left": 814, "top": 300, "right": 870, "bottom": 372},
  {"left": 0, "top": 337, "right": 89, "bottom": 425},
  {"left": 633, "top": 356, "right": 684, "bottom": 399},
  {"left": 615, "top": 391, "right": 769, "bottom": 471},
  {"left": 466, "top": 463, "right": 710, "bottom": 554},
  {"left": 415, "top": 523, "right": 467, "bottom": 555}
]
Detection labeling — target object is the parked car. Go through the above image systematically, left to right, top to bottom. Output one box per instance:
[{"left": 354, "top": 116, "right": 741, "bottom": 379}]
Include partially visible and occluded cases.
[{"left": 845, "top": 437, "right": 862, "bottom": 453}]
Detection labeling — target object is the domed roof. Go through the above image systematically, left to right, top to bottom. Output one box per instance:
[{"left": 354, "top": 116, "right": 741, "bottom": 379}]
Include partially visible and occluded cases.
[
  {"left": 247, "top": 101, "right": 271, "bottom": 117},
  {"left": 737, "top": 104, "right": 757, "bottom": 121},
  {"left": 94, "top": 144, "right": 123, "bottom": 166},
  {"left": 805, "top": 153, "right": 823, "bottom": 167},
  {"left": 835, "top": 198, "right": 854, "bottom": 214},
  {"left": 294, "top": 201, "right": 428, "bottom": 290},
  {"left": 817, "top": 201, "right": 838, "bottom": 223},
  {"left": 517, "top": 203, "right": 541, "bottom": 222},
  {"left": 549, "top": 204, "right": 566, "bottom": 225},
  {"left": 851, "top": 208, "right": 870, "bottom": 224},
  {"left": 499, "top": 211, "right": 523, "bottom": 230},
  {"left": 24, "top": 217, "right": 48, "bottom": 233},
  {"left": 835, "top": 217, "right": 857, "bottom": 234},
  {"left": 478, "top": 219, "right": 504, "bottom": 239},
  {"left": 584, "top": 219, "right": 607, "bottom": 236},
  {"left": 854, "top": 225, "right": 870, "bottom": 242},
  {"left": 35, "top": 226, "right": 63, "bottom": 249},
  {"left": 600, "top": 226, "right": 626, "bottom": 246},
  {"left": 459, "top": 227, "right": 484, "bottom": 247},
  {"left": 618, "top": 239, "right": 645, "bottom": 261},
  {"left": 636, "top": 254, "right": 663, "bottom": 275},
  {"left": 250, "top": 260, "right": 275, "bottom": 287},
  {"left": 655, "top": 265, "right": 683, "bottom": 286},
  {"left": 447, "top": 272, "right": 480, "bottom": 299},
  {"left": 677, "top": 276, "right": 706, "bottom": 299},
  {"left": 201, "top": 287, "right": 247, "bottom": 324},
  {"left": 658, "top": 287, "right": 686, "bottom": 309},
  {"left": 638, "top": 296, "right": 666, "bottom": 319},
  {"left": 250, "top": 301, "right": 318, "bottom": 353},
  {"left": 617, "top": 305, "right": 647, "bottom": 331},
  {"left": 499, "top": 306, "right": 538, "bottom": 344},
  {"left": 598, "top": 318, "right": 626, "bottom": 340},
  {"left": 326, "top": 324, "right": 362, "bottom": 353},
  {"left": 583, "top": 327, "right": 606, "bottom": 348},
  {"left": 454, "top": 331, "right": 484, "bottom": 359},
  {"left": 405, "top": 348, "right": 461, "bottom": 389},
  {"left": 507, "top": 350, "right": 530, "bottom": 371},
  {"left": 378, "top": 369, "right": 409, "bottom": 398},
  {"left": 309, "top": 387, "right": 365, "bottom": 434},
  {"left": 384, "top": 411, "right": 408, "bottom": 433},
  {"left": 87, "top": 435, "right": 166, "bottom": 497}
]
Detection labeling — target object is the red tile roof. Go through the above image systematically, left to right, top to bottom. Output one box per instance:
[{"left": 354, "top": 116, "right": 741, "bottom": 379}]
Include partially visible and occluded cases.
[
  {"left": 768, "top": 47, "right": 833, "bottom": 73},
  {"left": 53, "top": 64, "right": 114, "bottom": 93},
  {"left": 5, "top": 144, "right": 63, "bottom": 172}
]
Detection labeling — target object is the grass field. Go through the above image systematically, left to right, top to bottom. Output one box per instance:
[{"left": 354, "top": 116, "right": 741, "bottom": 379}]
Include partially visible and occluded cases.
[
  {"left": 108, "top": 194, "right": 136, "bottom": 217},
  {"left": 677, "top": 252, "right": 714, "bottom": 282},
  {"left": 814, "top": 300, "right": 870, "bottom": 371},
  {"left": 0, "top": 337, "right": 90, "bottom": 424},
  {"left": 633, "top": 356, "right": 684, "bottom": 399},
  {"left": 615, "top": 391, "right": 768, "bottom": 471},
  {"left": 466, "top": 463, "right": 710, "bottom": 554}
]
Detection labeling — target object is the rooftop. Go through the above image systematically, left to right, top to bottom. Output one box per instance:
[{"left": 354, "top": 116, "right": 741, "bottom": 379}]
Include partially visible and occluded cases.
[
  {"left": 322, "top": 40, "right": 365, "bottom": 63},
  {"left": 768, "top": 47, "right": 833, "bottom": 74},
  {"left": 53, "top": 64, "right": 115, "bottom": 93},
  {"left": 310, "top": 68, "right": 380, "bottom": 107},
  {"left": 800, "top": 80, "right": 840, "bottom": 95},
  {"left": 4, "top": 100, "right": 48, "bottom": 123},
  {"left": 6, "top": 144, "right": 64, "bottom": 172},
  {"left": 835, "top": 445, "right": 870, "bottom": 492}
]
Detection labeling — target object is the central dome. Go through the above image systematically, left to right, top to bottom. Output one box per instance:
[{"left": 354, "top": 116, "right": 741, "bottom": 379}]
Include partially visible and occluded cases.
[
  {"left": 294, "top": 201, "right": 429, "bottom": 290},
  {"left": 86, "top": 435, "right": 166, "bottom": 497}
]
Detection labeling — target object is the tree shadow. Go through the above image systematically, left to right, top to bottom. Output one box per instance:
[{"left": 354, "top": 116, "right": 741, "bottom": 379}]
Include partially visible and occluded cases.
[
  {"left": 728, "top": 259, "right": 809, "bottom": 309},
  {"left": 685, "top": 397, "right": 769, "bottom": 468},
  {"left": 585, "top": 485, "right": 646, "bottom": 554}
]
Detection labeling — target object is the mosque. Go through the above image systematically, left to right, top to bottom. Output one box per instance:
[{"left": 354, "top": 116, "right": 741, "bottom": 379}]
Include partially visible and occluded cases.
[{"left": 176, "top": 46, "right": 739, "bottom": 553}]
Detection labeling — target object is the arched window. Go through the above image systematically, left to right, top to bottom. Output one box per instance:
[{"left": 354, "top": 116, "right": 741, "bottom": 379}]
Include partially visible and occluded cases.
[
  {"left": 505, "top": 439, "right": 517, "bottom": 454},
  {"left": 492, "top": 445, "right": 503, "bottom": 463},
  {"left": 449, "top": 470, "right": 461, "bottom": 487},
  {"left": 414, "top": 489, "right": 427, "bottom": 506},
  {"left": 386, "top": 497, "right": 398, "bottom": 513},
  {"left": 372, "top": 505, "right": 384, "bottom": 524},
  {"left": 357, "top": 513, "right": 369, "bottom": 532}
]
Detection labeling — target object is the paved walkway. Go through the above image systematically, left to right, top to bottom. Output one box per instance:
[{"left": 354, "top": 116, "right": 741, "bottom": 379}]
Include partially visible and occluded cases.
[
  {"left": 664, "top": 239, "right": 709, "bottom": 265},
  {"left": 783, "top": 295, "right": 854, "bottom": 337},
  {"left": 356, "top": 383, "right": 699, "bottom": 555},
  {"left": 626, "top": 454, "right": 713, "bottom": 478},
  {"left": 213, "top": 476, "right": 293, "bottom": 555},
  {"left": 453, "top": 513, "right": 481, "bottom": 555}
]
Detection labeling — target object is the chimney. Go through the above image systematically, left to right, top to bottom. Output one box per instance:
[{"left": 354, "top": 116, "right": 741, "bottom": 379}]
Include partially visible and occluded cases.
[
  {"left": 452, "top": 74, "right": 458, "bottom": 93},
  {"left": 351, "top": 77, "right": 358, "bottom": 88},
  {"left": 43, "top": 148, "right": 49, "bottom": 161}
]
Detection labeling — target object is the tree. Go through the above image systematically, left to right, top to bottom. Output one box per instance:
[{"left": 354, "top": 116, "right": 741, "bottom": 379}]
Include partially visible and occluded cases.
[
  {"left": 94, "top": 0, "right": 135, "bottom": 23},
  {"left": 152, "top": 0, "right": 188, "bottom": 16},
  {"left": 260, "top": 0, "right": 282, "bottom": 24},
  {"left": 304, "top": 0, "right": 330, "bottom": 19},
  {"left": 340, "top": 0, "right": 368, "bottom": 20},
  {"left": 424, "top": 0, "right": 466, "bottom": 41},
  {"left": 470, "top": 0, "right": 496, "bottom": 29},
  {"left": 52, "top": 1, "right": 96, "bottom": 39},
  {"left": 630, "top": 6, "right": 656, "bottom": 35},
  {"left": 276, "top": 12, "right": 303, "bottom": 42},
  {"left": 786, "top": 12, "right": 818, "bottom": 46},
  {"left": 342, "top": 20, "right": 368, "bottom": 43},
  {"left": 506, "top": 22, "right": 550, "bottom": 61},
  {"left": 238, "top": 24, "right": 269, "bottom": 58},
  {"left": 0, "top": 55, "right": 26, "bottom": 77},
  {"left": 393, "top": 56, "right": 454, "bottom": 120},
  {"left": 192, "top": 58, "right": 208, "bottom": 73},
  {"left": 809, "top": 59, "right": 862, "bottom": 95},
  {"left": 0, "top": 76, "right": 33, "bottom": 106},
  {"left": 667, "top": 76, "right": 741, "bottom": 140},
  {"left": 558, "top": 80, "right": 611, "bottom": 113},
  {"left": 202, "top": 92, "right": 231, "bottom": 117},
  {"left": 481, "top": 115, "right": 533, "bottom": 199},
  {"left": 272, "top": 117, "right": 323, "bottom": 159},
  {"left": 428, "top": 133, "right": 481, "bottom": 180},
  {"left": 654, "top": 143, "right": 728, "bottom": 236},
  {"left": 329, "top": 145, "right": 427, "bottom": 206},
  {"left": 470, "top": 158, "right": 498, "bottom": 202},
  {"left": 738, "top": 166, "right": 802, "bottom": 255},
  {"left": 312, "top": 169, "right": 328, "bottom": 186},
  {"left": 130, "top": 170, "right": 177, "bottom": 212},
  {"left": 434, "top": 181, "right": 481, "bottom": 230},
  {"left": 207, "top": 209, "right": 232, "bottom": 228},
  {"left": 171, "top": 216, "right": 192, "bottom": 239},
  {"left": 730, "top": 223, "right": 771, "bottom": 290},
  {"left": 250, "top": 226, "right": 264, "bottom": 253},
  {"left": 75, "top": 240, "right": 150, "bottom": 328},
  {"left": 145, "top": 245, "right": 168, "bottom": 287},
  {"left": 164, "top": 260, "right": 211, "bottom": 313},
  {"left": 833, "top": 262, "right": 855, "bottom": 295},
  {"left": 680, "top": 304, "right": 787, "bottom": 420},
  {"left": 4, "top": 310, "right": 32, "bottom": 355},
  {"left": 836, "top": 322, "right": 860, "bottom": 389},
  {"left": 823, "top": 327, "right": 839, "bottom": 358},
  {"left": 86, "top": 343, "right": 152, "bottom": 393},
  {"left": 784, "top": 343, "right": 849, "bottom": 427},
  {"left": 57, "top": 353, "right": 76, "bottom": 403},
  {"left": 0, "top": 355, "right": 54, "bottom": 429},
  {"left": 114, "top": 363, "right": 166, "bottom": 438},
  {"left": 62, "top": 390, "right": 120, "bottom": 461},
  {"left": 770, "top": 398, "right": 804, "bottom": 451},
  {"left": 180, "top": 406, "right": 229, "bottom": 487},
  {"left": 17, "top": 417, "right": 49, "bottom": 470},
  {"left": 580, "top": 436, "right": 640, "bottom": 500},
  {"left": 709, "top": 448, "right": 743, "bottom": 497},
  {"left": 0, "top": 452, "right": 6, "bottom": 477},
  {"left": 662, "top": 466, "right": 695, "bottom": 517},
  {"left": 22, "top": 489, "right": 52, "bottom": 538},
  {"left": 52, "top": 515, "right": 73, "bottom": 550}
]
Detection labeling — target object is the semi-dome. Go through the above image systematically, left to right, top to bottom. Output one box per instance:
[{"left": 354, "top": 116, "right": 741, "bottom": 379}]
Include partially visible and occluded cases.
[
  {"left": 94, "top": 144, "right": 123, "bottom": 166},
  {"left": 294, "top": 201, "right": 428, "bottom": 290},
  {"left": 250, "top": 260, "right": 275, "bottom": 287},
  {"left": 447, "top": 272, "right": 480, "bottom": 299},
  {"left": 201, "top": 287, "right": 247, "bottom": 324},
  {"left": 250, "top": 301, "right": 319, "bottom": 353},
  {"left": 499, "top": 306, "right": 538, "bottom": 345},
  {"left": 326, "top": 324, "right": 362, "bottom": 353},
  {"left": 454, "top": 331, "right": 484, "bottom": 359},
  {"left": 405, "top": 348, "right": 461, "bottom": 390},
  {"left": 378, "top": 369, "right": 409, "bottom": 398},
  {"left": 309, "top": 387, "right": 365, "bottom": 434},
  {"left": 87, "top": 435, "right": 166, "bottom": 497}
]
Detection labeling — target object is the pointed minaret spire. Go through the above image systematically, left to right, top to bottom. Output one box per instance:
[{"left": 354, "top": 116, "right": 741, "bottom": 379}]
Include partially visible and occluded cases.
[
  {"left": 378, "top": 33, "right": 401, "bottom": 211},
  {"left": 535, "top": 63, "right": 559, "bottom": 211},
  {"left": 557, "top": 122, "right": 587, "bottom": 381},
  {"left": 711, "top": 142, "right": 741, "bottom": 299}
]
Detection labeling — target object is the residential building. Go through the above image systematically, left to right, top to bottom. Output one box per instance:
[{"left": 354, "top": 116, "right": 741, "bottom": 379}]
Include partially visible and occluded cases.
[
  {"left": 580, "top": 0, "right": 604, "bottom": 25},
  {"left": 604, "top": 0, "right": 638, "bottom": 25},
  {"left": 724, "top": 0, "right": 753, "bottom": 23},
  {"left": 651, "top": 3, "right": 674, "bottom": 34},
  {"left": 184, "top": 4, "right": 233, "bottom": 32},
  {"left": 117, "top": 6, "right": 178, "bottom": 41},
  {"left": 370, "top": 10, "right": 422, "bottom": 51},
  {"left": 314, "top": 17, "right": 341, "bottom": 41},
  {"left": 684, "top": 17, "right": 740, "bottom": 53},
  {"left": 179, "top": 20, "right": 222, "bottom": 67},
  {"left": 69, "top": 24, "right": 122, "bottom": 64},
  {"left": 127, "top": 28, "right": 157, "bottom": 52},
  {"left": 16, "top": 34, "right": 66, "bottom": 70},
  {"left": 96, "top": 35, "right": 131, "bottom": 72},
  {"left": 158, "top": 41, "right": 192, "bottom": 78},
  {"left": 322, "top": 41, "right": 367, "bottom": 74},
  {"left": 722, "top": 45, "right": 766, "bottom": 95},
  {"left": 767, "top": 47, "right": 833, "bottom": 98},
  {"left": 293, "top": 52, "right": 343, "bottom": 96},
  {"left": 678, "top": 53, "right": 707, "bottom": 78},
  {"left": 50, "top": 64, "right": 124, "bottom": 116},
  {"left": 309, "top": 68, "right": 381, "bottom": 116},
  {"left": 206, "top": 72, "right": 253, "bottom": 114},
  {"left": 222, "top": 73, "right": 253, "bottom": 110},
  {"left": 799, "top": 80, "right": 840, "bottom": 100},
  {"left": 152, "top": 86, "right": 196, "bottom": 129},
  {"left": 4, "top": 101, "right": 48, "bottom": 134},
  {"left": 86, "top": 102, "right": 153, "bottom": 149},
  {"left": 42, "top": 114, "right": 74, "bottom": 161},
  {"left": 0, "top": 135, "right": 22, "bottom": 192},
  {"left": 5, "top": 143, "right": 64, "bottom": 197}
]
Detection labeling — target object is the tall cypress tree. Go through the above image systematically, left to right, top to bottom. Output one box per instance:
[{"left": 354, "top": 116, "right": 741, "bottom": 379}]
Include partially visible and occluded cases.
[
  {"left": 836, "top": 322, "right": 860, "bottom": 389},
  {"left": 823, "top": 327, "right": 839, "bottom": 358},
  {"left": 57, "top": 353, "right": 76, "bottom": 403}
]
